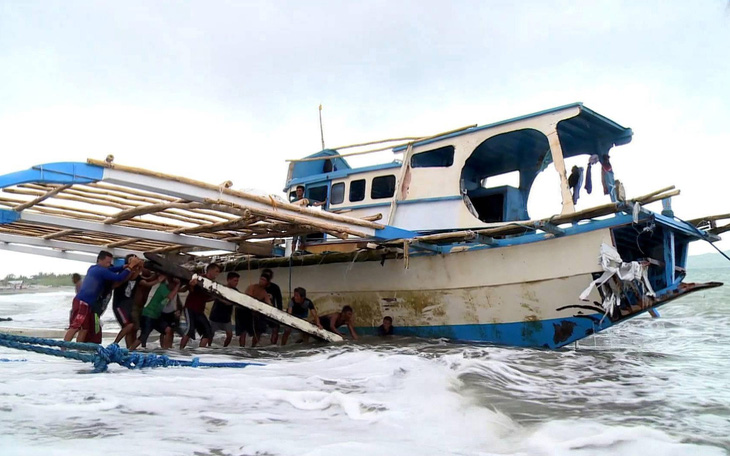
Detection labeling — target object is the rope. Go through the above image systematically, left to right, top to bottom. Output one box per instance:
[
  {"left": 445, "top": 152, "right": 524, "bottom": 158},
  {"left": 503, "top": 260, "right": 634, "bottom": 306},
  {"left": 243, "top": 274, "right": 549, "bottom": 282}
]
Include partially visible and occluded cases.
[{"left": 0, "top": 333, "right": 263, "bottom": 373}]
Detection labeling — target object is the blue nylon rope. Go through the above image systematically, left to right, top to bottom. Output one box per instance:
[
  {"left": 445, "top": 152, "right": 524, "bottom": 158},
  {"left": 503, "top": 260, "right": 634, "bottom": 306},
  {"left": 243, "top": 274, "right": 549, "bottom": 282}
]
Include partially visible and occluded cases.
[{"left": 0, "top": 333, "right": 264, "bottom": 373}]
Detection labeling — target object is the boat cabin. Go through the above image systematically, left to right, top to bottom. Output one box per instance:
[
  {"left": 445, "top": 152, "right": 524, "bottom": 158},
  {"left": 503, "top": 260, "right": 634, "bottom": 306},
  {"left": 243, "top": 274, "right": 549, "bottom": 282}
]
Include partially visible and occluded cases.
[{"left": 285, "top": 103, "right": 632, "bottom": 234}]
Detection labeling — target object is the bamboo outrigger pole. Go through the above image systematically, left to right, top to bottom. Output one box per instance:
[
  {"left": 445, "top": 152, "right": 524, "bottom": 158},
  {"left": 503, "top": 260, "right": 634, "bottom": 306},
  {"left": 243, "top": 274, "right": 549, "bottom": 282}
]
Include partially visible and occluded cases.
[{"left": 285, "top": 124, "right": 478, "bottom": 163}]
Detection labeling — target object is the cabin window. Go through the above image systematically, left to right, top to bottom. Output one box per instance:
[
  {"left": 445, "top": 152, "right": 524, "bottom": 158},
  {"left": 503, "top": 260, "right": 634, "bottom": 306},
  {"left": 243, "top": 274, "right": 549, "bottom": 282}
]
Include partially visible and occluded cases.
[
  {"left": 411, "top": 146, "right": 454, "bottom": 168},
  {"left": 371, "top": 175, "right": 396, "bottom": 199},
  {"left": 350, "top": 179, "right": 366, "bottom": 202},
  {"left": 330, "top": 182, "right": 345, "bottom": 205},
  {"left": 308, "top": 185, "right": 328, "bottom": 205}
]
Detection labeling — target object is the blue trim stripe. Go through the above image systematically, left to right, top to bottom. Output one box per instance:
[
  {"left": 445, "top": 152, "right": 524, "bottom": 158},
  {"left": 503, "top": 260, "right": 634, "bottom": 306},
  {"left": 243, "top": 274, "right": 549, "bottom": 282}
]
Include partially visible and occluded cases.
[
  {"left": 392, "top": 102, "right": 632, "bottom": 152},
  {"left": 0, "top": 162, "right": 104, "bottom": 189},
  {"left": 397, "top": 195, "right": 462, "bottom": 205},
  {"left": 330, "top": 202, "right": 391, "bottom": 211},
  {"left": 0, "top": 209, "right": 20, "bottom": 225},
  {"left": 374, "top": 225, "right": 417, "bottom": 240},
  {"left": 356, "top": 313, "right": 611, "bottom": 349}
]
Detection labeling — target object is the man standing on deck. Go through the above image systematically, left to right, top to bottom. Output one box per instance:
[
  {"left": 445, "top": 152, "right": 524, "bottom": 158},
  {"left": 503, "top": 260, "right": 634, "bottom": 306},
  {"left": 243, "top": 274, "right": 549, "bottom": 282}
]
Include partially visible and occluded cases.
[
  {"left": 64, "top": 251, "right": 142, "bottom": 343},
  {"left": 179, "top": 263, "right": 221, "bottom": 349},
  {"left": 261, "top": 268, "right": 283, "bottom": 344},
  {"left": 209, "top": 272, "right": 240, "bottom": 347},
  {"left": 236, "top": 272, "right": 273, "bottom": 347},
  {"left": 319, "top": 305, "right": 358, "bottom": 341}
]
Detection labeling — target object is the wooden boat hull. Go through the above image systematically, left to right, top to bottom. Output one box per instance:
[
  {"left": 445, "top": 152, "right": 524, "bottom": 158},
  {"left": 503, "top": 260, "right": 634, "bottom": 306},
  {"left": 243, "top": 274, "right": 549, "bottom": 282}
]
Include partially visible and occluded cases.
[{"left": 232, "top": 220, "right": 720, "bottom": 348}]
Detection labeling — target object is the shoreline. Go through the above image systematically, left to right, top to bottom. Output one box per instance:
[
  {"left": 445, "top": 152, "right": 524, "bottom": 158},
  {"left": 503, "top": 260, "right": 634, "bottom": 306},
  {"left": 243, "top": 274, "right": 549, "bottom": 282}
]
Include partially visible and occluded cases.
[{"left": 0, "top": 286, "right": 74, "bottom": 296}]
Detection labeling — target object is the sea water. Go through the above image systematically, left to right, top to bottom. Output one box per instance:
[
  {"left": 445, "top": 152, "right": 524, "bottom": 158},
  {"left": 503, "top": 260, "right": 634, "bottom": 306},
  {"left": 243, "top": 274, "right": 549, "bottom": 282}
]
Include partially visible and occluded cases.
[{"left": 0, "top": 269, "right": 728, "bottom": 456}]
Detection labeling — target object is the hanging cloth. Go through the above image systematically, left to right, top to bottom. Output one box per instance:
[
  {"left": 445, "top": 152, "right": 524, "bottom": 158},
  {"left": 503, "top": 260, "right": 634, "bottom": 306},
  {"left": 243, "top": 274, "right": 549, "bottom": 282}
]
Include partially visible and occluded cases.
[{"left": 585, "top": 154, "right": 599, "bottom": 194}]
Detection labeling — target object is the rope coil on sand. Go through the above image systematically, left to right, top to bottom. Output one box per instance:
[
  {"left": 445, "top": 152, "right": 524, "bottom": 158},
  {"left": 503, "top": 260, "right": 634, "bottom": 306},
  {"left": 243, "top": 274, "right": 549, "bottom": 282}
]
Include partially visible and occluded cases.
[{"left": 0, "top": 333, "right": 263, "bottom": 373}]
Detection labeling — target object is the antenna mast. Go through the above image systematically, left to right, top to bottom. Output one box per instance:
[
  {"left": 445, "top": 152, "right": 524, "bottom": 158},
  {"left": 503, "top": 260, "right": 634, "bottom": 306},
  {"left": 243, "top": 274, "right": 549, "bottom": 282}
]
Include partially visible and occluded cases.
[{"left": 318, "top": 104, "right": 326, "bottom": 150}]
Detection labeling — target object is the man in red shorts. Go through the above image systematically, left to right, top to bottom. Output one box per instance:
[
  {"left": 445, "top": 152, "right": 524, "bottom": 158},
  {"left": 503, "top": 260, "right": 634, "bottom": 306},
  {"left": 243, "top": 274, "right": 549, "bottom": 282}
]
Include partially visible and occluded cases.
[{"left": 64, "top": 251, "right": 142, "bottom": 343}]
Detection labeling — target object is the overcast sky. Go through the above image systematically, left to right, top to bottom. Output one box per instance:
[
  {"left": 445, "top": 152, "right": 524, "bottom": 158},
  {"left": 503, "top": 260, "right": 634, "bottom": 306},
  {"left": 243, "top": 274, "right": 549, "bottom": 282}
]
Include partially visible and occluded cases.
[{"left": 0, "top": 1, "right": 729, "bottom": 276}]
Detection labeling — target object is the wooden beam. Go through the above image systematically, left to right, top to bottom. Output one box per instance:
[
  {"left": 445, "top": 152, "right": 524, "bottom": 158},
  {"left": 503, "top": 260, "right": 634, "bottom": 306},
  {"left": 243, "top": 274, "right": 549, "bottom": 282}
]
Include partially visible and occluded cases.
[
  {"left": 13, "top": 184, "right": 72, "bottom": 211},
  {"left": 104, "top": 201, "right": 210, "bottom": 224},
  {"left": 43, "top": 229, "right": 79, "bottom": 240},
  {"left": 194, "top": 275, "right": 343, "bottom": 342}
]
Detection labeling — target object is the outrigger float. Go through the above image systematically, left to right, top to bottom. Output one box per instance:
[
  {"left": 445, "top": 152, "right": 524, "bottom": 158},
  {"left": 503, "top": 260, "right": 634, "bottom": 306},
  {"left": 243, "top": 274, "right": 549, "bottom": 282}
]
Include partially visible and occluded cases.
[{"left": 0, "top": 103, "right": 728, "bottom": 348}]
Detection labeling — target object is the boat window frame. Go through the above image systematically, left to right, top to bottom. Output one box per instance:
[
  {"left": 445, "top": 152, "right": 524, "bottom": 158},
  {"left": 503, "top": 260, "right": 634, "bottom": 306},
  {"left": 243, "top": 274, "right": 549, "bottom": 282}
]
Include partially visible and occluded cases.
[
  {"left": 411, "top": 145, "right": 455, "bottom": 168},
  {"left": 371, "top": 174, "right": 396, "bottom": 200},
  {"left": 349, "top": 179, "right": 366, "bottom": 202},
  {"left": 330, "top": 182, "right": 345, "bottom": 205}
]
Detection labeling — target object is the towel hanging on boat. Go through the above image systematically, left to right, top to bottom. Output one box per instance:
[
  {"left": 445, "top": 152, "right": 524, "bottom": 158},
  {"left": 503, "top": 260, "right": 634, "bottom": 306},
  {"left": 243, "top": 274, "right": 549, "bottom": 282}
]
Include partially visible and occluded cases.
[{"left": 579, "top": 243, "right": 655, "bottom": 317}]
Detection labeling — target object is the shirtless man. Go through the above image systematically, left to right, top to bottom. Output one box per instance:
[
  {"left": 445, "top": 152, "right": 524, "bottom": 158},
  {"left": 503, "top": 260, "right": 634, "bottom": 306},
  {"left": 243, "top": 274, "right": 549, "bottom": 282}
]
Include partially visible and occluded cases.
[
  {"left": 131, "top": 268, "right": 158, "bottom": 331},
  {"left": 236, "top": 273, "right": 272, "bottom": 347},
  {"left": 319, "top": 305, "right": 358, "bottom": 340}
]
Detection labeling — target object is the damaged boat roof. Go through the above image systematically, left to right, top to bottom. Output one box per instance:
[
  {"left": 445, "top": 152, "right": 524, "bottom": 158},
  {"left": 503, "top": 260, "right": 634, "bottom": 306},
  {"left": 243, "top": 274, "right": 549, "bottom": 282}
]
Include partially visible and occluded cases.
[{"left": 0, "top": 159, "right": 413, "bottom": 264}]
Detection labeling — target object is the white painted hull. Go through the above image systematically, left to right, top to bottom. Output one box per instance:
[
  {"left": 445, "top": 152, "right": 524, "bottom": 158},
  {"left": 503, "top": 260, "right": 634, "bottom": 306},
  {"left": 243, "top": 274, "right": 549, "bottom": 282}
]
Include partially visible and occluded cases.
[{"left": 236, "top": 228, "right": 614, "bottom": 347}]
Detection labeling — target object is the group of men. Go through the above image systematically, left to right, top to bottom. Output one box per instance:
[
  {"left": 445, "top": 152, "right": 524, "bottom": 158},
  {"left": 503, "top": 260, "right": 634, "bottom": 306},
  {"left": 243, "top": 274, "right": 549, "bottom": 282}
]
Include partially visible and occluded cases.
[{"left": 65, "top": 250, "right": 367, "bottom": 350}]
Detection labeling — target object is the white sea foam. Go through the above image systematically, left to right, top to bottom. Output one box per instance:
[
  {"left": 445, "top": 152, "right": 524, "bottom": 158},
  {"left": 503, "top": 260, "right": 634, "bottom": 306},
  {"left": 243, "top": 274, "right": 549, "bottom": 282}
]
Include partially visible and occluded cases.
[{"left": 1, "top": 271, "right": 729, "bottom": 455}]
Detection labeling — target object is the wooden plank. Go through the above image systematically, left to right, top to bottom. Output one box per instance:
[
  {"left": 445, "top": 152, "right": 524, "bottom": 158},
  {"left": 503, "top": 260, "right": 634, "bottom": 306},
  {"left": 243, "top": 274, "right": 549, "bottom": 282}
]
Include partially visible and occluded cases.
[{"left": 193, "top": 276, "right": 344, "bottom": 343}]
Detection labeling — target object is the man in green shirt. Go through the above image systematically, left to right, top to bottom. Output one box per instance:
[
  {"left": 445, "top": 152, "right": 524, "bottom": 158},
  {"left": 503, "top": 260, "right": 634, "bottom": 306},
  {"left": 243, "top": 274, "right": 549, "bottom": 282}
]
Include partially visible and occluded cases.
[{"left": 130, "top": 276, "right": 180, "bottom": 350}]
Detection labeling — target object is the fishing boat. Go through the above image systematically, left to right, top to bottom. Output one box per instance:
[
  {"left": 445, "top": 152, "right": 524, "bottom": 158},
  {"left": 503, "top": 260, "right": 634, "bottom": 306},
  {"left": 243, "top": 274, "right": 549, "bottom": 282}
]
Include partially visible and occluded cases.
[{"left": 0, "top": 102, "right": 727, "bottom": 348}]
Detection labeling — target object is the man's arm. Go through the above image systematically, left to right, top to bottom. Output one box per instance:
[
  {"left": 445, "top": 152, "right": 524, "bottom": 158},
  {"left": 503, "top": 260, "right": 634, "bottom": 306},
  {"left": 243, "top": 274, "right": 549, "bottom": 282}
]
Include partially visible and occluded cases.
[
  {"left": 99, "top": 267, "right": 132, "bottom": 283},
  {"left": 139, "top": 273, "right": 160, "bottom": 288},
  {"left": 167, "top": 279, "right": 181, "bottom": 301},
  {"left": 273, "top": 287, "right": 283, "bottom": 310},
  {"left": 310, "top": 307, "right": 323, "bottom": 329},
  {"left": 324, "top": 313, "right": 343, "bottom": 336},
  {"left": 347, "top": 322, "right": 359, "bottom": 340}
]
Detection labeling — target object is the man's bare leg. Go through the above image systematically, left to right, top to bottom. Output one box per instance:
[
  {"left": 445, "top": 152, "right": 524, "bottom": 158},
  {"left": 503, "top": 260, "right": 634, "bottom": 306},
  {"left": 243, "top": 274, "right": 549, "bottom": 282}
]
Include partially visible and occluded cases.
[
  {"left": 114, "top": 323, "right": 135, "bottom": 345},
  {"left": 270, "top": 326, "right": 279, "bottom": 345},
  {"left": 63, "top": 327, "right": 79, "bottom": 342},
  {"left": 163, "top": 328, "right": 173, "bottom": 349},
  {"left": 76, "top": 329, "right": 88, "bottom": 343},
  {"left": 281, "top": 329, "right": 292, "bottom": 346},
  {"left": 125, "top": 330, "right": 136, "bottom": 348},
  {"left": 223, "top": 331, "right": 232, "bottom": 347},
  {"left": 238, "top": 333, "right": 246, "bottom": 347},
  {"left": 180, "top": 334, "right": 190, "bottom": 349},
  {"left": 199, "top": 337, "right": 210, "bottom": 348}
]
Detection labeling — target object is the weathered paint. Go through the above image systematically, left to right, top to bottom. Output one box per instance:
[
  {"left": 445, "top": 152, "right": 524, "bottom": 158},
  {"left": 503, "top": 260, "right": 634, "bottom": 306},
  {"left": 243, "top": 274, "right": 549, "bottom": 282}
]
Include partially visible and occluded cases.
[{"left": 237, "top": 229, "right": 612, "bottom": 348}]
